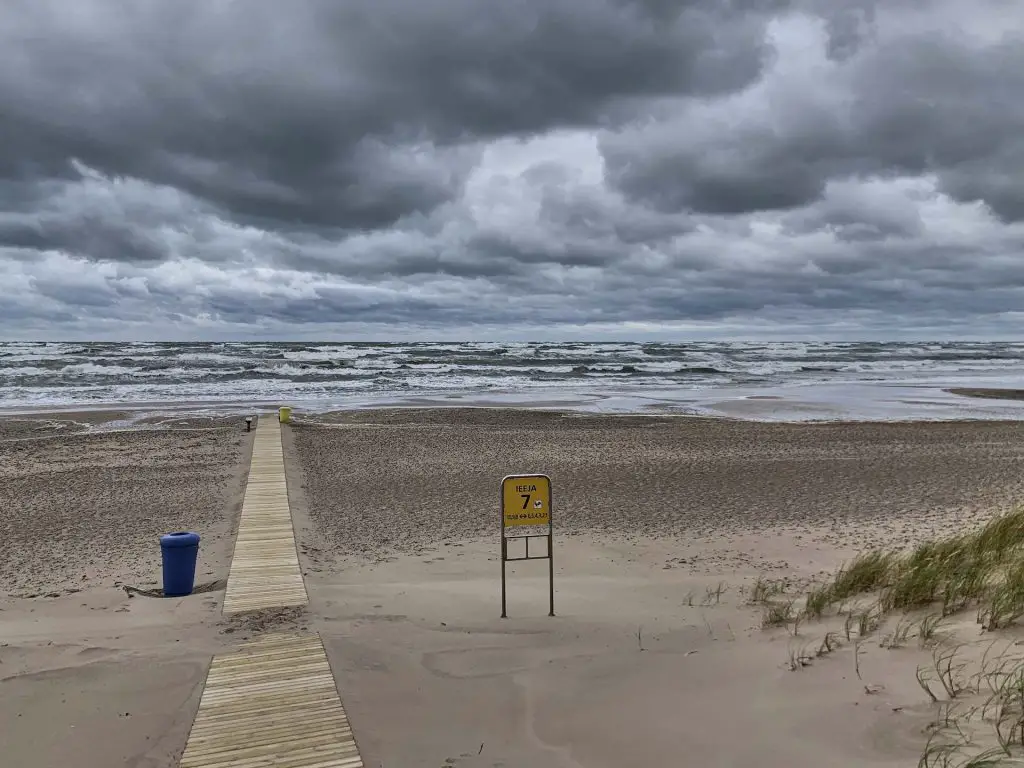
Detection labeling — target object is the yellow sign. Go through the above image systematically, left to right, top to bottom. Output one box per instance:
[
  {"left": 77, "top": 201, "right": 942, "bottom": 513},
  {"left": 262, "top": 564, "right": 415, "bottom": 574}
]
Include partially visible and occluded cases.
[{"left": 502, "top": 474, "right": 551, "bottom": 528}]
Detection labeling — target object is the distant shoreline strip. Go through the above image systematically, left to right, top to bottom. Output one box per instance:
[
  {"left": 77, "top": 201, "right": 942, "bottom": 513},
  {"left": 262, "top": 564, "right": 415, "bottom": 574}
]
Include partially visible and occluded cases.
[{"left": 946, "top": 388, "right": 1024, "bottom": 402}]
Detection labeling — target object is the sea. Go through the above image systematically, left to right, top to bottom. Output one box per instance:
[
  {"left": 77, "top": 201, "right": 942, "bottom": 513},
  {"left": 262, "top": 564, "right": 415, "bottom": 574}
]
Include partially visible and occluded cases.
[{"left": 3, "top": 340, "right": 1024, "bottom": 422}]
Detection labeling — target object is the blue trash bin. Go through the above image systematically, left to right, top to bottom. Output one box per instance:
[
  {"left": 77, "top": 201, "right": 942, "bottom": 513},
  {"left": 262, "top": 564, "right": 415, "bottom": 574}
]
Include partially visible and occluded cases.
[{"left": 160, "top": 531, "right": 201, "bottom": 597}]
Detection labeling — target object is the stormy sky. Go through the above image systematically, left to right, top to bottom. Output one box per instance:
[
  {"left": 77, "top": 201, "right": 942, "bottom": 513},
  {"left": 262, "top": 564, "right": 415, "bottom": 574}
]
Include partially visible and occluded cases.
[{"left": 1, "top": 0, "right": 1023, "bottom": 340}]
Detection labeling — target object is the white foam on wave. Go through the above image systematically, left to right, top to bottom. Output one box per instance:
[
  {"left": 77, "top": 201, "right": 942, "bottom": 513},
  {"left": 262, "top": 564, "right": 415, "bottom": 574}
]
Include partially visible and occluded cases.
[
  {"left": 3, "top": 341, "right": 1024, "bottom": 420},
  {"left": 280, "top": 346, "right": 372, "bottom": 362},
  {"left": 174, "top": 352, "right": 245, "bottom": 364},
  {"left": 58, "top": 363, "right": 139, "bottom": 375}
]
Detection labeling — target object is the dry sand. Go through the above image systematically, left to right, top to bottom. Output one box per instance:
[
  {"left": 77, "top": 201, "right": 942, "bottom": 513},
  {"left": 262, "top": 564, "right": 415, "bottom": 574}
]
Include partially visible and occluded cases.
[
  {"left": 5, "top": 407, "right": 1024, "bottom": 768},
  {"left": 286, "top": 409, "right": 1024, "bottom": 768},
  {"left": 293, "top": 409, "right": 1024, "bottom": 558},
  {"left": 0, "top": 414, "right": 256, "bottom": 768},
  {"left": 0, "top": 416, "right": 249, "bottom": 596}
]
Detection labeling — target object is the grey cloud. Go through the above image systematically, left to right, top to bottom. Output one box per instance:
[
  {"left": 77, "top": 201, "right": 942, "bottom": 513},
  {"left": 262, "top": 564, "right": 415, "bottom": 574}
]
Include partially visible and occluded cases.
[
  {"left": 0, "top": 0, "right": 777, "bottom": 231},
  {"left": 1, "top": 0, "right": 1024, "bottom": 340},
  {"left": 810, "top": 0, "right": 879, "bottom": 61},
  {"left": 601, "top": 6, "right": 1024, "bottom": 221},
  {"left": 603, "top": 136, "right": 831, "bottom": 216},
  {"left": 940, "top": 152, "right": 1024, "bottom": 223},
  {"left": 5, "top": 158, "right": 1024, "bottom": 337},
  {"left": 0, "top": 165, "right": 203, "bottom": 263},
  {"left": 536, "top": 178, "right": 696, "bottom": 245},
  {"left": 781, "top": 181, "right": 925, "bottom": 242},
  {"left": 10, "top": 216, "right": 171, "bottom": 264},
  {"left": 0, "top": 223, "right": 51, "bottom": 252},
  {"left": 467, "top": 232, "right": 617, "bottom": 270},
  {"left": 31, "top": 277, "right": 116, "bottom": 308},
  {"left": 199, "top": 282, "right": 462, "bottom": 327}
]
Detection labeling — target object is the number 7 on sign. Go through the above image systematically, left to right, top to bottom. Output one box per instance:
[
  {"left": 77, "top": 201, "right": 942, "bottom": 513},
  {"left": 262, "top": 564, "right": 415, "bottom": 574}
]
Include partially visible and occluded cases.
[{"left": 502, "top": 475, "right": 551, "bottom": 529}]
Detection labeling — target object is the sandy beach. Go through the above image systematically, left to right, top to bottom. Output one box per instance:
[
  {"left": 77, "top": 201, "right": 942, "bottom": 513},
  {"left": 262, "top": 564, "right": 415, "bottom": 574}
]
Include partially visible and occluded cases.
[
  {"left": 4, "top": 408, "right": 1024, "bottom": 766},
  {"left": 287, "top": 409, "right": 1024, "bottom": 767},
  {"left": 293, "top": 409, "right": 1024, "bottom": 558},
  {"left": 0, "top": 414, "right": 253, "bottom": 768}
]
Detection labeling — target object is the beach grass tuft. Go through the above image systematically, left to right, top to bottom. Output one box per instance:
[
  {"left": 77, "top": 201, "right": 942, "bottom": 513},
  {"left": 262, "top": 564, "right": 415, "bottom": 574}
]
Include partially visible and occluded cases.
[
  {"left": 755, "top": 508, "right": 1024, "bottom": 767},
  {"left": 779, "top": 509, "right": 1024, "bottom": 636},
  {"left": 830, "top": 550, "right": 897, "bottom": 602},
  {"left": 979, "top": 559, "right": 1024, "bottom": 631},
  {"left": 748, "top": 576, "right": 785, "bottom": 605},
  {"left": 701, "top": 582, "right": 728, "bottom": 607},
  {"left": 803, "top": 583, "right": 833, "bottom": 619},
  {"left": 761, "top": 598, "right": 795, "bottom": 628},
  {"left": 881, "top": 614, "right": 914, "bottom": 649},
  {"left": 918, "top": 614, "right": 944, "bottom": 647},
  {"left": 817, "top": 631, "right": 842, "bottom": 656}
]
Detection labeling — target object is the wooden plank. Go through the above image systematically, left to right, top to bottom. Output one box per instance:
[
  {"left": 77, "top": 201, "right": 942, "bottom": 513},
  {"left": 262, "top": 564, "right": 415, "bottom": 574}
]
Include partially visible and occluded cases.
[
  {"left": 222, "top": 418, "right": 308, "bottom": 615},
  {"left": 179, "top": 422, "right": 367, "bottom": 768},
  {"left": 180, "top": 633, "right": 364, "bottom": 768}
]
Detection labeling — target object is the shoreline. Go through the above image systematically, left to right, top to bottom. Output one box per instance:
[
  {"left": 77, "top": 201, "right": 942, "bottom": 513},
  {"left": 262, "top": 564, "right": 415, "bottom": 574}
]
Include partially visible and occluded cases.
[
  {"left": 5, "top": 379, "right": 1024, "bottom": 428},
  {"left": 3, "top": 381, "right": 1024, "bottom": 423},
  {"left": 946, "top": 386, "right": 1024, "bottom": 401}
]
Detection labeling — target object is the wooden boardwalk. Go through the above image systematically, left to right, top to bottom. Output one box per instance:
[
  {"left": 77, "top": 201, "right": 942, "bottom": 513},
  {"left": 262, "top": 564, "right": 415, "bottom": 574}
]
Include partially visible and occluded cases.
[
  {"left": 179, "top": 414, "right": 364, "bottom": 767},
  {"left": 222, "top": 417, "right": 308, "bottom": 615},
  {"left": 179, "top": 633, "right": 363, "bottom": 768}
]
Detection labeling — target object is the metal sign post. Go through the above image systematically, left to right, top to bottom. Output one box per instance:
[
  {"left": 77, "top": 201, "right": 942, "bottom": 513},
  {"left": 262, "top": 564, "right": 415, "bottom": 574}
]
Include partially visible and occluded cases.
[{"left": 500, "top": 473, "right": 554, "bottom": 618}]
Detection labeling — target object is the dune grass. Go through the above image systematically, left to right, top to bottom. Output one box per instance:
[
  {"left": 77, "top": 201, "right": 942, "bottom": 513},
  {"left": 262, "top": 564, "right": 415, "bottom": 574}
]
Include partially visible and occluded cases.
[
  {"left": 759, "top": 509, "right": 1024, "bottom": 766},
  {"left": 774, "top": 509, "right": 1024, "bottom": 635},
  {"left": 830, "top": 550, "right": 898, "bottom": 602},
  {"left": 979, "top": 559, "right": 1024, "bottom": 631},
  {"left": 748, "top": 576, "right": 786, "bottom": 605},
  {"left": 803, "top": 583, "right": 833, "bottom": 618},
  {"left": 761, "top": 598, "right": 795, "bottom": 628},
  {"left": 912, "top": 639, "right": 1024, "bottom": 766}
]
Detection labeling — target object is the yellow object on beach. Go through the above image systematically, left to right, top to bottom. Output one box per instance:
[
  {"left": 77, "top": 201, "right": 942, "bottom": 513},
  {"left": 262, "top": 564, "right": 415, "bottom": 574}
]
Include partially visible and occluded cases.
[
  {"left": 278, "top": 406, "right": 291, "bottom": 423},
  {"left": 502, "top": 474, "right": 551, "bottom": 528}
]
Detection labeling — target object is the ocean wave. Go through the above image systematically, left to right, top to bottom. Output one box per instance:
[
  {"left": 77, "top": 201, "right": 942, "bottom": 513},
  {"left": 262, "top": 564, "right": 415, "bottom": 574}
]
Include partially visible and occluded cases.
[
  {"left": 4, "top": 340, "right": 1024, "bottom": 408},
  {"left": 570, "top": 365, "right": 637, "bottom": 374},
  {"left": 678, "top": 366, "right": 731, "bottom": 375}
]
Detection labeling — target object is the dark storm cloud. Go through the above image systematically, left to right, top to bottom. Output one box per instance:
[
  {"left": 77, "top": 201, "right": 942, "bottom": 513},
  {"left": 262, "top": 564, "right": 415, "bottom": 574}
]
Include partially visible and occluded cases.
[
  {"left": 0, "top": 0, "right": 777, "bottom": 231},
  {"left": 1, "top": 0, "right": 1024, "bottom": 340},
  {"left": 807, "top": 0, "right": 879, "bottom": 62},
  {"left": 0, "top": 164, "right": 203, "bottom": 263},
  {"left": 4, "top": 217, "right": 171, "bottom": 264},
  {"left": 31, "top": 277, "right": 117, "bottom": 308}
]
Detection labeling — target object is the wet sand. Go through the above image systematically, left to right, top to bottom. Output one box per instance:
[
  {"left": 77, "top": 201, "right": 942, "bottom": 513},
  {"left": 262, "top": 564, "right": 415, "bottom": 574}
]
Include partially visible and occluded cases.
[{"left": 948, "top": 387, "right": 1024, "bottom": 401}]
